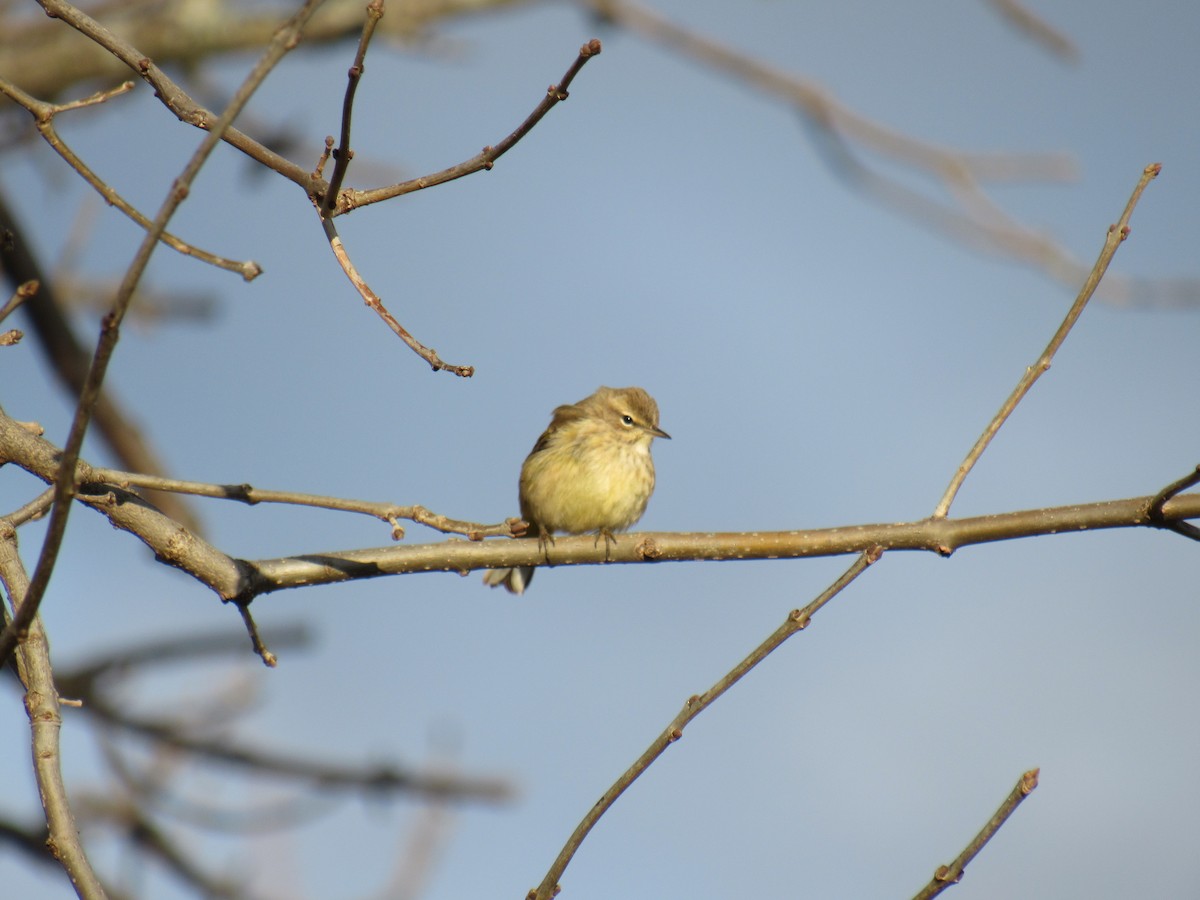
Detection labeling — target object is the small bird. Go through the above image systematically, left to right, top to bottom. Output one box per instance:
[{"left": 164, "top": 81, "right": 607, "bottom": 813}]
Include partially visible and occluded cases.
[{"left": 484, "top": 386, "right": 670, "bottom": 594}]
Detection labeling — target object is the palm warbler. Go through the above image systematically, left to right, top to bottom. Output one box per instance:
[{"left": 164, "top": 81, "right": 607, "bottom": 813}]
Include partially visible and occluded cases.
[{"left": 483, "top": 385, "right": 670, "bottom": 594}]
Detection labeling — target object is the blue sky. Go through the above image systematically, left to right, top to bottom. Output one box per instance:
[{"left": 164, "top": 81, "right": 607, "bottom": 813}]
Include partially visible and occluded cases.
[{"left": 3, "top": 1, "right": 1200, "bottom": 897}]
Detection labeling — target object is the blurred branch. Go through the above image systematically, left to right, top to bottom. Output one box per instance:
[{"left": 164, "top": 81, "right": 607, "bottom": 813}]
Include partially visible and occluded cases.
[
  {"left": 0, "top": 0, "right": 539, "bottom": 99},
  {"left": 585, "top": 0, "right": 1198, "bottom": 305},
  {"left": 985, "top": 0, "right": 1077, "bottom": 62},
  {"left": 934, "top": 163, "right": 1159, "bottom": 518},
  {"left": 0, "top": 188, "right": 205, "bottom": 533},
  {"left": 529, "top": 549, "right": 880, "bottom": 900},
  {"left": 62, "top": 624, "right": 311, "bottom": 684},
  {"left": 52, "top": 627, "right": 513, "bottom": 805},
  {"left": 912, "top": 768, "right": 1040, "bottom": 899},
  {"left": 76, "top": 795, "right": 254, "bottom": 900}
]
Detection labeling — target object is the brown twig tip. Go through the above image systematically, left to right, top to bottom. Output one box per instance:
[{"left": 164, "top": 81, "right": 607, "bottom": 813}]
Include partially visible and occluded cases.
[
  {"left": 581, "top": 39, "right": 603, "bottom": 57},
  {"left": 1146, "top": 162, "right": 1162, "bottom": 177},
  {"left": 1021, "top": 768, "right": 1040, "bottom": 794}
]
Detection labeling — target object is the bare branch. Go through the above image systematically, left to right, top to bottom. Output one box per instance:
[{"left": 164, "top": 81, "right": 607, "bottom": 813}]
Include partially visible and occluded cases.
[
  {"left": 320, "top": 0, "right": 385, "bottom": 217},
  {"left": 319, "top": 37, "right": 602, "bottom": 372},
  {"left": 342, "top": 38, "right": 603, "bottom": 211},
  {"left": 0, "top": 76, "right": 262, "bottom": 279},
  {"left": 933, "top": 163, "right": 1160, "bottom": 518},
  {"left": 323, "top": 225, "right": 476, "bottom": 375},
  {"left": 4, "top": 405, "right": 1198, "bottom": 605},
  {"left": 0, "top": 409, "right": 246, "bottom": 598},
  {"left": 83, "top": 466, "right": 519, "bottom": 540},
  {"left": 0, "top": 528, "right": 108, "bottom": 898},
  {"left": 528, "top": 550, "right": 880, "bottom": 900},
  {"left": 912, "top": 768, "right": 1040, "bottom": 899}
]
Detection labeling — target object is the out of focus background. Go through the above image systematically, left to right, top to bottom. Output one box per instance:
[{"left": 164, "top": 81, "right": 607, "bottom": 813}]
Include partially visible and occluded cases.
[{"left": 2, "top": 1, "right": 1199, "bottom": 897}]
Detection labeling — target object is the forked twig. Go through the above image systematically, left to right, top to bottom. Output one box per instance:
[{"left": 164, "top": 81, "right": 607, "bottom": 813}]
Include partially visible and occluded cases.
[
  {"left": 319, "top": 35, "right": 603, "bottom": 373},
  {"left": 341, "top": 39, "right": 603, "bottom": 212},
  {"left": 933, "top": 163, "right": 1161, "bottom": 518},
  {"left": 1147, "top": 465, "right": 1200, "bottom": 541}
]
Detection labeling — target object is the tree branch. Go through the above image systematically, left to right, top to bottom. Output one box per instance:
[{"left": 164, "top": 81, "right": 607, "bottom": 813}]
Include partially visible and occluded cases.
[
  {"left": 934, "top": 163, "right": 1160, "bottom": 517},
  {"left": 3, "top": 406, "right": 1198, "bottom": 604},
  {"left": 0, "top": 525, "right": 108, "bottom": 898},
  {"left": 529, "top": 549, "right": 880, "bottom": 900},
  {"left": 912, "top": 768, "right": 1040, "bottom": 899}
]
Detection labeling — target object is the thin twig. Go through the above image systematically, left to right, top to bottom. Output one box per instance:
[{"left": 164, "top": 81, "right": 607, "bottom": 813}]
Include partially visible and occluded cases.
[
  {"left": 0, "top": 0, "right": 330, "bottom": 673},
  {"left": 320, "top": 0, "right": 384, "bottom": 218},
  {"left": 342, "top": 38, "right": 603, "bottom": 212},
  {"left": 0, "top": 76, "right": 262, "bottom": 280},
  {"left": 933, "top": 163, "right": 1161, "bottom": 518},
  {"left": 323, "top": 224, "right": 475, "bottom": 375},
  {"left": 0, "top": 279, "right": 38, "bottom": 324},
  {"left": 82, "top": 466, "right": 517, "bottom": 540},
  {"left": 1, "top": 486, "right": 55, "bottom": 528},
  {"left": 527, "top": 549, "right": 881, "bottom": 900},
  {"left": 231, "top": 598, "right": 277, "bottom": 667},
  {"left": 912, "top": 768, "right": 1040, "bottom": 899}
]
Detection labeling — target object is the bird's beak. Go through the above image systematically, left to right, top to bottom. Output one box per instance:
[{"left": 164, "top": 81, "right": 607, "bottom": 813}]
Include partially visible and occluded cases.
[{"left": 649, "top": 425, "right": 671, "bottom": 440}]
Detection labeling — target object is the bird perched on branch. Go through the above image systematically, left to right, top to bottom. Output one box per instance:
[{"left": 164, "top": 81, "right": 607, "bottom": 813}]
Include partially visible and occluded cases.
[{"left": 484, "top": 385, "right": 670, "bottom": 594}]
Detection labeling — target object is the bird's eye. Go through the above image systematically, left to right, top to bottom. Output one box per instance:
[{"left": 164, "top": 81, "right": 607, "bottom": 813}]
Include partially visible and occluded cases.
[{"left": 621, "top": 414, "right": 634, "bottom": 426}]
